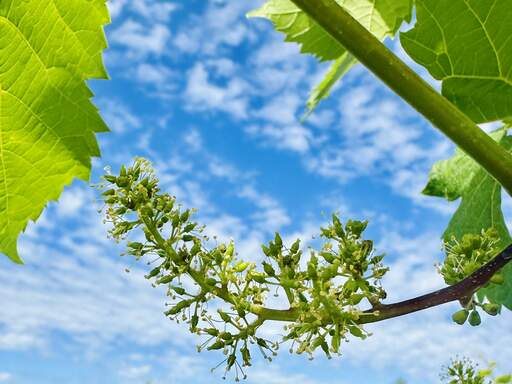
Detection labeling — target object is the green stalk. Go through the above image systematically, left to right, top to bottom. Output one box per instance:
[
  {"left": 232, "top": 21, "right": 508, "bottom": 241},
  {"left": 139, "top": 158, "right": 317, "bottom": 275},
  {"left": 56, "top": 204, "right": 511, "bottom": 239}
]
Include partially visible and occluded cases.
[{"left": 290, "top": 0, "right": 512, "bottom": 196}]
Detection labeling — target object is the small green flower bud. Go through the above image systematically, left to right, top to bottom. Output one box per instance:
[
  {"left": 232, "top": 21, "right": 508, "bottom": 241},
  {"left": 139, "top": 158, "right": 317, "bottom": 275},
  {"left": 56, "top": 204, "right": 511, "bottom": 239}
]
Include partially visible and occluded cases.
[
  {"left": 104, "top": 175, "right": 117, "bottom": 183},
  {"left": 116, "top": 176, "right": 129, "bottom": 188},
  {"left": 102, "top": 189, "right": 116, "bottom": 197},
  {"left": 105, "top": 197, "right": 117, "bottom": 205},
  {"left": 180, "top": 210, "right": 190, "bottom": 222},
  {"left": 172, "top": 214, "right": 180, "bottom": 227},
  {"left": 332, "top": 215, "right": 345, "bottom": 238},
  {"left": 184, "top": 223, "right": 197, "bottom": 232},
  {"left": 274, "top": 233, "right": 283, "bottom": 248},
  {"left": 290, "top": 239, "right": 301, "bottom": 254},
  {"left": 128, "top": 242, "right": 144, "bottom": 250},
  {"left": 190, "top": 242, "right": 201, "bottom": 255},
  {"left": 225, "top": 242, "right": 234, "bottom": 257},
  {"left": 320, "top": 251, "right": 336, "bottom": 264},
  {"left": 234, "top": 261, "right": 250, "bottom": 273},
  {"left": 263, "top": 262, "right": 275, "bottom": 276},
  {"left": 145, "top": 266, "right": 161, "bottom": 279},
  {"left": 251, "top": 273, "right": 266, "bottom": 284},
  {"left": 490, "top": 273, "right": 505, "bottom": 285},
  {"left": 157, "top": 275, "right": 174, "bottom": 285},
  {"left": 170, "top": 286, "right": 186, "bottom": 295},
  {"left": 348, "top": 293, "right": 365, "bottom": 305},
  {"left": 165, "top": 300, "right": 191, "bottom": 316},
  {"left": 482, "top": 303, "right": 501, "bottom": 316},
  {"left": 451, "top": 309, "right": 469, "bottom": 325},
  {"left": 218, "top": 310, "right": 231, "bottom": 323},
  {"left": 468, "top": 310, "right": 481, "bottom": 326},
  {"left": 191, "top": 314, "right": 199, "bottom": 329},
  {"left": 349, "top": 326, "right": 364, "bottom": 339},
  {"left": 205, "top": 328, "right": 219, "bottom": 337},
  {"left": 219, "top": 332, "right": 233, "bottom": 340},
  {"left": 331, "top": 334, "right": 340, "bottom": 352},
  {"left": 256, "top": 338, "right": 268, "bottom": 348},
  {"left": 207, "top": 340, "right": 225, "bottom": 350},
  {"left": 241, "top": 347, "right": 251, "bottom": 365},
  {"left": 227, "top": 354, "right": 236, "bottom": 369},
  {"left": 495, "top": 374, "right": 512, "bottom": 383}
]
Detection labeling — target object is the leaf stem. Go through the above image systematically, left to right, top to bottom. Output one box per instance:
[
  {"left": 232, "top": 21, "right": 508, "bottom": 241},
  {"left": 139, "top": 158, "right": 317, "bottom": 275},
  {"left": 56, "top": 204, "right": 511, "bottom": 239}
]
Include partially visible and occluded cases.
[{"left": 289, "top": 0, "right": 512, "bottom": 196}]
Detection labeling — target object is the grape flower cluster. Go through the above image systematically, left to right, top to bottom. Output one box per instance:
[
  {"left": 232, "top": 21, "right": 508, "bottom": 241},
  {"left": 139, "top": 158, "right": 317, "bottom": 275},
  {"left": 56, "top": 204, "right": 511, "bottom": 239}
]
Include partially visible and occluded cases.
[
  {"left": 100, "top": 158, "right": 389, "bottom": 379},
  {"left": 439, "top": 229, "right": 504, "bottom": 326},
  {"left": 441, "top": 357, "right": 512, "bottom": 384}
]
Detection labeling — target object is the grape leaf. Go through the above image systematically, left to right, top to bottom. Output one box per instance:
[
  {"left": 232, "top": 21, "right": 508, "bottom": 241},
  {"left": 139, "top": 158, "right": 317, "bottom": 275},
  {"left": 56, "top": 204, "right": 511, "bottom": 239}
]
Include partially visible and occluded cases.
[
  {"left": 0, "top": 0, "right": 110, "bottom": 263},
  {"left": 248, "top": 0, "right": 412, "bottom": 113},
  {"left": 401, "top": 0, "right": 512, "bottom": 123},
  {"left": 304, "top": 53, "right": 357, "bottom": 119},
  {"left": 423, "top": 129, "right": 512, "bottom": 308}
]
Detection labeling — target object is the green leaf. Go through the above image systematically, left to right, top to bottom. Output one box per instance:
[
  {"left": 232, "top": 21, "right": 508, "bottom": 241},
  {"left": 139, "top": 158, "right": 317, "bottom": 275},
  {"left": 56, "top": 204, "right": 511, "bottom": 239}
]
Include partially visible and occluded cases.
[
  {"left": 0, "top": 0, "right": 110, "bottom": 263},
  {"left": 249, "top": 0, "right": 412, "bottom": 112},
  {"left": 401, "top": 0, "right": 512, "bottom": 123},
  {"left": 304, "top": 52, "right": 357, "bottom": 118},
  {"left": 423, "top": 129, "right": 512, "bottom": 308}
]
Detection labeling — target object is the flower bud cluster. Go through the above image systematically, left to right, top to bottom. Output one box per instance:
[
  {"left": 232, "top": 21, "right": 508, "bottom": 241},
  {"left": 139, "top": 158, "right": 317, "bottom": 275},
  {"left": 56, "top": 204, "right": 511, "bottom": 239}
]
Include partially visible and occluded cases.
[
  {"left": 100, "top": 158, "right": 389, "bottom": 378},
  {"left": 258, "top": 217, "right": 388, "bottom": 359},
  {"left": 440, "top": 229, "right": 504, "bottom": 326},
  {"left": 441, "top": 357, "right": 512, "bottom": 384}
]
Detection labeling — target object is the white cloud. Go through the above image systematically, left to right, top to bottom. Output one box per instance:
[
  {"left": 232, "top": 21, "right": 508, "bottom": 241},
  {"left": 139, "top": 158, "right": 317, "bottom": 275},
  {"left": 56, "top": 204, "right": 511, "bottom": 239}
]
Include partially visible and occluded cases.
[
  {"left": 106, "top": 0, "right": 127, "bottom": 19},
  {"left": 108, "top": 0, "right": 177, "bottom": 22},
  {"left": 130, "top": 0, "right": 177, "bottom": 22},
  {"left": 173, "top": 1, "right": 258, "bottom": 55},
  {"left": 109, "top": 20, "right": 170, "bottom": 58},
  {"left": 205, "top": 58, "right": 237, "bottom": 77},
  {"left": 134, "top": 63, "right": 173, "bottom": 85},
  {"left": 185, "top": 63, "right": 249, "bottom": 119},
  {"left": 255, "top": 93, "right": 302, "bottom": 125},
  {"left": 99, "top": 98, "right": 141, "bottom": 134},
  {"left": 245, "top": 124, "right": 313, "bottom": 153},
  {"left": 238, "top": 185, "right": 291, "bottom": 230},
  {"left": 55, "top": 187, "right": 90, "bottom": 218},
  {"left": 119, "top": 364, "right": 152, "bottom": 380},
  {"left": 248, "top": 364, "right": 337, "bottom": 384},
  {"left": 0, "top": 373, "right": 12, "bottom": 383}
]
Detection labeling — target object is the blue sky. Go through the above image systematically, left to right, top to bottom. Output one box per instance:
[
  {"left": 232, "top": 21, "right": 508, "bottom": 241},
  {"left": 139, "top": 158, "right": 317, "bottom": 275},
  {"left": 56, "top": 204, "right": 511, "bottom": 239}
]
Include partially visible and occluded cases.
[{"left": 1, "top": 1, "right": 512, "bottom": 383}]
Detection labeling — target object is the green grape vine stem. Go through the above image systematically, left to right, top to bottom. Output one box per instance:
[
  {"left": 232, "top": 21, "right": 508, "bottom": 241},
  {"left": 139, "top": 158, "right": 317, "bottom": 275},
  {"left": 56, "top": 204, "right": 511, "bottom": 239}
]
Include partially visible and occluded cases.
[{"left": 288, "top": 0, "right": 512, "bottom": 197}]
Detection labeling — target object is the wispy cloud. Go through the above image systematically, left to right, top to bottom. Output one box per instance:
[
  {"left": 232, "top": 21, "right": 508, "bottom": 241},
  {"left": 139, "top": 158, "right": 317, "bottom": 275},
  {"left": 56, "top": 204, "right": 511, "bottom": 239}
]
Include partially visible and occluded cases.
[{"left": 185, "top": 62, "right": 249, "bottom": 119}]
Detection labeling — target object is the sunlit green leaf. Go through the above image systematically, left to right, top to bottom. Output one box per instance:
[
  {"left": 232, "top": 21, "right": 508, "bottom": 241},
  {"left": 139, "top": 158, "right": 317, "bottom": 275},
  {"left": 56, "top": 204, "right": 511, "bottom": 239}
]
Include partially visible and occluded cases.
[
  {"left": 0, "top": 0, "right": 110, "bottom": 262},
  {"left": 249, "top": 0, "right": 412, "bottom": 113},
  {"left": 401, "top": 0, "right": 512, "bottom": 123},
  {"left": 423, "top": 129, "right": 512, "bottom": 308}
]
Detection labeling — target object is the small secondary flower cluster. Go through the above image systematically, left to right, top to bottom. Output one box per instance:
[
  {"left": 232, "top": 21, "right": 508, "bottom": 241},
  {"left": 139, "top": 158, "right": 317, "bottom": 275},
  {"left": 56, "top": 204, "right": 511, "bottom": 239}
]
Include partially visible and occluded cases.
[
  {"left": 100, "top": 158, "right": 389, "bottom": 378},
  {"left": 440, "top": 229, "right": 504, "bottom": 326},
  {"left": 441, "top": 357, "right": 512, "bottom": 384}
]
